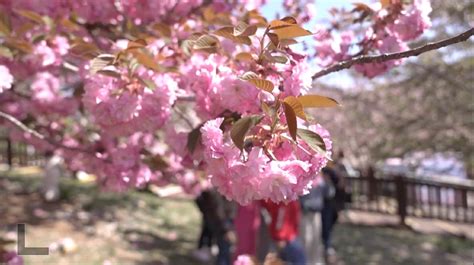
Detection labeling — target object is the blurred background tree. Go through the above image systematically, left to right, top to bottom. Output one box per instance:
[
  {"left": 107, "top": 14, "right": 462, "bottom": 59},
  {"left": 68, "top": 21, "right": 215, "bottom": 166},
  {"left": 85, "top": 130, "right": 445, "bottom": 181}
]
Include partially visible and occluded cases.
[{"left": 314, "top": 0, "right": 473, "bottom": 177}]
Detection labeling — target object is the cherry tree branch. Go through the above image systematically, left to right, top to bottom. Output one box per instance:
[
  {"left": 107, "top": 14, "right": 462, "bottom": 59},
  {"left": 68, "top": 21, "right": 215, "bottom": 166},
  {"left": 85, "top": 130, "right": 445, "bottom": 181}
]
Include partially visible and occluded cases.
[
  {"left": 312, "top": 27, "right": 474, "bottom": 79},
  {"left": 174, "top": 107, "right": 194, "bottom": 129},
  {"left": 0, "top": 110, "right": 93, "bottom": 155},
  {"left": 0, "top": 111, "right": 46, "bottom": 141}
]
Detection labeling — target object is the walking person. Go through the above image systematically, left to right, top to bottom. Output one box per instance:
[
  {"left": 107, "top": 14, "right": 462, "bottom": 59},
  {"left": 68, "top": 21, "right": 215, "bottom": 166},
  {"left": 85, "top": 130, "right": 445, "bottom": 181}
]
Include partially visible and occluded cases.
[
  {"left": 41, "top": 151, "right": 64, "bottom": 202},
  {"left": 320, "top": 166, "right": 342, "bottom": 263},
  {"left": 299, "top": 176, "right": 327, "bottom": 264},
  {"left": 194, "top": 189, "right": 236, "bottom": 265},
  {"left": 194, "top": 190, "right": 215, "bottom": 262},
  {"left": 261, "top": 200, "right": 306, "bottom": 265},
  {"left": 233, "top": 202, "right": 261, "bottom": 261}
]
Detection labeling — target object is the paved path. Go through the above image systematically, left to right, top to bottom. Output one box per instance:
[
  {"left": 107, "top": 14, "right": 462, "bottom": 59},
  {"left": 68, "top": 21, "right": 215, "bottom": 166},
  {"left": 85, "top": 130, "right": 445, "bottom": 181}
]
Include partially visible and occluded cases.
[{"left": 341, "top": 210, "right": 474, "bottom": 240}]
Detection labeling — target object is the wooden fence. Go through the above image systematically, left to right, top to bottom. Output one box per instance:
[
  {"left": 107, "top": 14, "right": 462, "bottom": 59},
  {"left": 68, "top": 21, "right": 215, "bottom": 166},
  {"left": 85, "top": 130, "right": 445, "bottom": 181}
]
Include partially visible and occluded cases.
[
  {"left": 2, "top": 133, "right": 474, "bottom": 224},
  {"left": 0, "top": 137, "right": 44, "bottom": 167},
  {"left": 346, "top": 173, "right": 474, "bottom": 224}
]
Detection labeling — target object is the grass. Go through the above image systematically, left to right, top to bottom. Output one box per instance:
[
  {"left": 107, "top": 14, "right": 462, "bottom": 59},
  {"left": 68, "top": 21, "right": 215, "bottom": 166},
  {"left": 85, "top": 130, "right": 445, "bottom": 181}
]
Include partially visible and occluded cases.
[
  {"left": 1, "top": 167, "right": 473, "bottom": 265},
  {"left": 0, "top": 168, "right": 200, "bottom": 265},
  {"left": 333, "top": 220, "right": 473, "bottom": 265}
]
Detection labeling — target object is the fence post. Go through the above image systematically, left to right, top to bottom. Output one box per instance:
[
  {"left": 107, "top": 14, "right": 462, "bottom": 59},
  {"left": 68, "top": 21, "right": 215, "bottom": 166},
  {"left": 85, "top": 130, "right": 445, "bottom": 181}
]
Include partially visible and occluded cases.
[
  {"left": 6, "top": 138, "right": 13, "bottom": 168},
  {"left": 367, "top": 165, "right": 376, "bottom": 201},
  {"left": 395, "top": 175, "right": 407, "bottom": 226}
]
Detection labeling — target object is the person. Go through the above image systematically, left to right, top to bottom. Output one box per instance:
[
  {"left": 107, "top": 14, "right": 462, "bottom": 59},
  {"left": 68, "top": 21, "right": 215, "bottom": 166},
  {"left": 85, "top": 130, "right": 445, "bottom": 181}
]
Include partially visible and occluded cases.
[
  {"left": 41, "top": 151, "right": 63, "bottom": 202},
  {"left": 320, "top": 165, "right": 342, "bottom": 263},
  {"left": 299, "top": 177, "right": 326, "bottom": 264},
  {"left": 194, "top": 189, "right": 236, "bottom": 265},
  {"left": 194, "top": 190, "right": 215, "bottom": 262},
  {"left": 213, "top": 191, "right": 236, "bottom": 265},
  {"left": 260, "top": 200, "right": 306, "bottom": 265},
  {"left": 233, "top": 202, "right": 260, "bottom": 261},
  {"left": 256, "top": 206, "right": 272, "bottom": 263}
]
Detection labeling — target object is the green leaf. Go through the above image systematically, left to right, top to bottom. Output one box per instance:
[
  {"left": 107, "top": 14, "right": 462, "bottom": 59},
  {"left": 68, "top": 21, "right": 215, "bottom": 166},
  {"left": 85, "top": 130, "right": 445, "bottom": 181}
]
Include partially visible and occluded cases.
[
  {"left": 15, "top": 9, "right": 45, "bottom": 25},
  {"left": 0, "top": 10, "right": 11, "bottom": 36},
  {"left": 280, "top": 16, "right": 298, "bottom": 24},
  {"left": 269, "top": 20, "right": 294, "bottom": 30},
  {"left": 234, "top": 22, "right": 257, "bottom": 36},
  {"left": 152, "top": 23, "right": 172, "bottom": 37},
  {"left": 272, "top": 25, "right": 312, "bottom": 39},
  {"left": 214, "top": 27, "right": 252, "bottom": 45},
  {"left": 181, "top": 32, "right": 204, "bottom": 55},
  {"left": 267, "top": 32, "right": 279, "bottom": 47},
  {"left": 31, "top": 33, "right": 46, "bottom": 44},
  {"left": 193, "top": 34, "right": 220, "bottom": 53},
  {"left": 4, "top": 38, "right": 33, "bottom": 54},
  {"left": 127, "top": 39, "right": 147, "bottom": 50},
  {"left": 181, "top": 39, "right": 196, "bottom": 56},
  {"left": 279, "top": 39, "right": 298, "bottom": 47},
  {"left": 70, "top": 42, "right": 100, "bottom": 58},
  {"left": 0, "top": 46, "right": 13, "bottom": 59},
  {"left": 129, "top": 50, "right": 162, "bottom": 71},
  {"left": 235, "top": 52, "right": 255, "bottom": 61},
  {"left": 89, "top": 54, "right": 115, "bottom": 74},
  {"left": 272, "top": 55, "right": 288, "bottom": 64},
  {"left": 97, "top": 69, "right": 121, "bottom": 78},
  {"left": 240, "top": 71, "right": 259, "bottom": 80},
  {"left": 239, "top": 72, "right": 274, "bottom": 93},
  {"left": 138, "top": 77, "right": 156, "bottom": 90},
  {"left": 247, "top": 79, "right": 274, "bottom": 93},
  {"left": 297, "top": 95, "right": 340, "bottom": 108},
  {"left": 284, "top": 96, "right": 307, "bottom": 120},
  {"left": 261, "top": 101, "right": 273, "bottom": 116},
  {"left": 283, "top": 102, "right": 297, "bottom": 141},
  {"left": 230, "top": 115, "right": 263, "bottom": 150},
  {"left": 187, "top": 125, "right": 203, "bottom": 153},
  {"left": 297, "top": 128, "right": 327, "bottom": 156},
  {"left": 142, "top": 153, "right": 169, "bottom": 171}
]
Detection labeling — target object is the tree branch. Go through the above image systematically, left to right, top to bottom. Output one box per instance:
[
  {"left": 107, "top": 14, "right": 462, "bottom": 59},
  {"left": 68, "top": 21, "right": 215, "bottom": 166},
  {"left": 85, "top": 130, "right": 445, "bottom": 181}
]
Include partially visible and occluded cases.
[
  {"left": 312, "top": 27, "right": 474, "bottom": 79},
  {"left": 0, "top": 110, "right": 92, "bottom": 155}
]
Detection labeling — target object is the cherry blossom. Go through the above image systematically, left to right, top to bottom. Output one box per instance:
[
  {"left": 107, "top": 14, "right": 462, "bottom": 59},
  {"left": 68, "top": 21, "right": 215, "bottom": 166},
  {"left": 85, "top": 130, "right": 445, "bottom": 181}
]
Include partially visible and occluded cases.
[
  {"left": 0, "top": 0, "right": 448, "bottom": 205},
  {"left": 0, "top": 65, "right": 13, "bottom": 93}
]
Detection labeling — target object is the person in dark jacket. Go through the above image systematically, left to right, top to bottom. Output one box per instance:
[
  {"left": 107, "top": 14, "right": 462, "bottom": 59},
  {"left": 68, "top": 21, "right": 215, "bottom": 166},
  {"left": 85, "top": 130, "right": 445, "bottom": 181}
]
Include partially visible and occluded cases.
[
  {"left": 321, "top": 165, "right": 342, "bottom": 261},
  {"left": 195, "top": 189, "right": 236, "bottom": 265},
  {"left": 194, "top": 190, "right": 215, "bottom": 262}
]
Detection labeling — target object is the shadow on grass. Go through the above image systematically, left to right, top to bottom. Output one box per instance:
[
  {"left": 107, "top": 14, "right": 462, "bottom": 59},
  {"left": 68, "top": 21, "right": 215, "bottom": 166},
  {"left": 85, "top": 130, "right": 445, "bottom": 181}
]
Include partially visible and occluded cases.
[
  {"left": 1, "top": 171, "right": 201, "bottom": 264},
  {"left": 333, "top": 222, "right": 473, "bottom": 265},
  {"left": 123, "top": 228, "right": 198, "bottom": 265}
]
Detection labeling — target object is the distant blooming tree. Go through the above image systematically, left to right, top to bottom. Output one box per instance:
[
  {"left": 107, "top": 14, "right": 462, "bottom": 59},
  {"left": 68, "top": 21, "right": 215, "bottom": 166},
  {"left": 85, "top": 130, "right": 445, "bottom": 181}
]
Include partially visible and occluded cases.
[
  {"left": 0, "top": 0, "right": 472, "bottom": 204},
  {"left": 314, "top": 0, "right": 474, "bottom": 175}
]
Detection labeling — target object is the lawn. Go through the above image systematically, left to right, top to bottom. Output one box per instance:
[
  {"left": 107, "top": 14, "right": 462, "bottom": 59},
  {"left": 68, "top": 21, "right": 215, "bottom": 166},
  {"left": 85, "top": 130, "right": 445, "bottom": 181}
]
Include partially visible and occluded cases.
[{"left": 1, "top": 167, "right": 472, "bottom": 265}]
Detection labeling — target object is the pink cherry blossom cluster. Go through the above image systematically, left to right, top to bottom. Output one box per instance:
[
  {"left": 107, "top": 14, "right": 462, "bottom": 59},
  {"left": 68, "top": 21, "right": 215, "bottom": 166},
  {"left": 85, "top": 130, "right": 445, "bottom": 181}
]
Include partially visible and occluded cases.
[
  {"left": 0, "top": 0, "right": 437, "bottom": 204},
  {"left": 2, "top": 0, "right": 203, "bottom": 24},
  {"left": 314, "top": 0, "right": 432, "bottom": 78},
  {"left": 180, "top": 54, "right": 261, "bottom": 120},
  {"left": 0, "top": 65, "right": 13, "bottom": 93},
  {"left": 31, "top": 72, "right": 78, "bottom": 115},
  {"left": 83, "top": 72, "right": 177, "bottom": 136},
  {"left": 200, "top": 117, "right": 332, "bottom": 205}
]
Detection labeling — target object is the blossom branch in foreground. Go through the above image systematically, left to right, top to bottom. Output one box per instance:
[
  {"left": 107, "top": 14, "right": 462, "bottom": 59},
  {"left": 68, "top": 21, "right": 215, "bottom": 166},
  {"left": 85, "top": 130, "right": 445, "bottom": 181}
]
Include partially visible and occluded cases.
[
  {"left": 312, "top": 27, "right": 474, "bottom": 79},
  {"left": 0, "top": 110, "right": 91, "bottom": 154}
]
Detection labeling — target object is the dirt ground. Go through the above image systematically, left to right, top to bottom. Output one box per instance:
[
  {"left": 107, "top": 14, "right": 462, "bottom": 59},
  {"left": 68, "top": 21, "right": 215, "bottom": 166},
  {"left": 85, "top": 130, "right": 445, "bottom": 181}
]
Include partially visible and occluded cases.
[{"left": 1, "top": 167, "right": 473, "bottom": 265}]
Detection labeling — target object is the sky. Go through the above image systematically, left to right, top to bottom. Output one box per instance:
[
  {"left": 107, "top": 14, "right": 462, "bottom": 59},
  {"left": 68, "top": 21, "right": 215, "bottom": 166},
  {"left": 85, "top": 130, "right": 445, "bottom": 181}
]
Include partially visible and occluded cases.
[
  {"left": 261, "top": 0, "right": 361, "bottom": 89},
  {"left": 261, "top": 0, "right": 352, "bottom": 22}
]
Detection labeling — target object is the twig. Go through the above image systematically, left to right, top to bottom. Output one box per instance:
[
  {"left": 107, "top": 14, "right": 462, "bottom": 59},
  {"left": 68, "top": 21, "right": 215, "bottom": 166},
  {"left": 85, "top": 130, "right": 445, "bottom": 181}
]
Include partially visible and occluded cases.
[
  {"left": 312, "top": 27, "right": 474, "bottom": 79},
  {"left": 176, "top": 95, "right": 196, "bottom": 102},
  {"left": 174, "top": 107, "right": 194, "bottom": 129},
  {"left": 0, "top": 110, "right": 92, "bottom": 155},
  {"left": 0, "top": 111, "right": 46, "bottom": 141}
]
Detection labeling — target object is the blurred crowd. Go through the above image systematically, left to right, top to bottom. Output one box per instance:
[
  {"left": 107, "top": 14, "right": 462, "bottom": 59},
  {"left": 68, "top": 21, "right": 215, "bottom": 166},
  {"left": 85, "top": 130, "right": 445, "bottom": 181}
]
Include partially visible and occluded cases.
[{"left": 192, "top": 152, "right": 352, "bottom": 265}]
